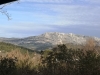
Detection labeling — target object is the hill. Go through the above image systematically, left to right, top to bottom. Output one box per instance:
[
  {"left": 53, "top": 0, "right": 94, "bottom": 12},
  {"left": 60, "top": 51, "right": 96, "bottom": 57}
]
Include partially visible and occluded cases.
[
  {"left": 0, "top": 32, "right": 100, "bottom": 51},
  {"left": 0, "top": 42, "right": 34, "bottom": 53}
]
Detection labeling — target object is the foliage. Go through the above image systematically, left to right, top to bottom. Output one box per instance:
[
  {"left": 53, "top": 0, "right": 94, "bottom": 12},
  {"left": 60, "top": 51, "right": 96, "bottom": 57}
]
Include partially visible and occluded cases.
[
  {"left": 0, "top": 42, "right": 33, "bottom": 54},
  {"left": 0, "top": 43, "right": 100, "bottom": 75},
  {"left": 41, "top": 44, "right": 100, "bottom": 75},
  {"left": 0, "top": 56, "right": 17, "bottom": 75}
]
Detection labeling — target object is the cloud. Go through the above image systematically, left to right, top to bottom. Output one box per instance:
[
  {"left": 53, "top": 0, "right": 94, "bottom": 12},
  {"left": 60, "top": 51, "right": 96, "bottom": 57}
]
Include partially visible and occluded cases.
[
  {"left": 1, "top": 0, "right": 100, "bottom": 37},
  {"left": 4, "top": 0, "right": 100, "bottom": 27},
  {"left": 20, "top": 0, "right": 74, "bottom": 4},
  {"left": 20, "top": 0, "right": 100, "bottom": 5},
  {"left": 75, "top": 0, "right": 99, "bottom": 4},
  {"left": 82, "top": 0, "right": 100, "bottom": 3},
  {"left": 5, "top": 1, "right": 100, "bottom": 26},
  {"left": 0, "top": 22, "right": 56, "bottom": 37},
  {"left": 0, "top": 22, "right": 100, "bottom": 38}
]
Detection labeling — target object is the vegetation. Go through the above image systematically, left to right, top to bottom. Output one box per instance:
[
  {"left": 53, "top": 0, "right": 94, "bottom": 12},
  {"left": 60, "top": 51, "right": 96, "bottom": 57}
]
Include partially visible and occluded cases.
[
  {"left": 0, "top": 0, "right": 17, "bottom": 5},
  {"left": 0, "top": 39, "right": 100, "bottom": 75},
  {"left": 0, "top": 42, "right": 34, "bottom": 53},
  {"left": 41, "top": 44, "right": 100, "bottom": 75}
]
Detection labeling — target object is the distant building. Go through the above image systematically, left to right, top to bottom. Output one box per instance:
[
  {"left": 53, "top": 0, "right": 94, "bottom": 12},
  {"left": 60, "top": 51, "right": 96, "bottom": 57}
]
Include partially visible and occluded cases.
[{"left": 0, "top": 0, "right": 17, "bottom": 5}]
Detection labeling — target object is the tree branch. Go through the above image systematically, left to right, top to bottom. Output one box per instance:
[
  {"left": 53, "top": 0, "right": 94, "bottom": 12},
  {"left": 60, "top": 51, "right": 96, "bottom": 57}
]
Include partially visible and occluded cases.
[
  {"left": 0, "top": 0, "right": 18, "bottom": 20},
  {"left": 0, "top": 4, "right": 11, "bottom": 20}
]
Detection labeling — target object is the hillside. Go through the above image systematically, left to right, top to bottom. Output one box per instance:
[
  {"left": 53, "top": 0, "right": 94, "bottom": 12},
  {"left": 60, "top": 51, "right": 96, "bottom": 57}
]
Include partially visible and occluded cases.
[
  {"left": 0, "top": 32, "right": 100, "bottom": 51},
  {"left": 0, "top": 42, "right": 34, "bottom": 53}
]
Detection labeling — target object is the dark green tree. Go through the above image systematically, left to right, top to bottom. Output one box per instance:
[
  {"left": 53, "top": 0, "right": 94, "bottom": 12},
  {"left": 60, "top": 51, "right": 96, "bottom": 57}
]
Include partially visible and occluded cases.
[
  {"left": 41, "top": 44, "right": 100, "bottom": 75},
  {"left": 0, "top": 57, "right": 17, "bottom": 75}
]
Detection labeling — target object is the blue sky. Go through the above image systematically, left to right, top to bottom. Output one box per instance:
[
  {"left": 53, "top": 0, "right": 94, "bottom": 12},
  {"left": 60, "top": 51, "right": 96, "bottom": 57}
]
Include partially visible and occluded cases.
[{"left": 0, "top": 0, "right": 100, "bottom": 38}]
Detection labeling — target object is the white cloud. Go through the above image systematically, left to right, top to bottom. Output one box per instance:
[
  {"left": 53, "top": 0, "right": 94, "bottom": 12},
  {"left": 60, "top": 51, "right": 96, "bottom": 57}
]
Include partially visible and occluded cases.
[
  {"left": 1, "top": 0, "right": 100, "bottom": 37},
  {"left": 6, "top": 0, "right": 100, "bottom": 27},
  {"left": 20, "top": 0, "right": 74, "bottom": 3},
  {"left": 20, "top": 0, "right": 100, "bottom": 4},
  {"left": 80, "top": 0, "right": 100, "bottom": 4},
  {"left": 8, "top": 2, "right": 100, "bottom": 27},
  {"left": 49, "top": 4, "right": 100, "bottom": 26},
  {"left": 0, "top": 22, "right": 56, "bottom": 37},
  {"left": 0, "top": 22, "right": 54, "bottom": 32}
]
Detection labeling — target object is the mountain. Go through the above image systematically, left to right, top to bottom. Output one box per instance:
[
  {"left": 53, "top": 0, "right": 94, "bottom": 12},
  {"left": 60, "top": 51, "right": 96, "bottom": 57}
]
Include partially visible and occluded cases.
[{"left": 0, "top": 32, "right": 100, "bottom": 51}]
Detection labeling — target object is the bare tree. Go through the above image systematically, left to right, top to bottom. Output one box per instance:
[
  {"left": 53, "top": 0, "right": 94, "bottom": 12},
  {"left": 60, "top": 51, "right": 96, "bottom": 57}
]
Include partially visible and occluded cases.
[
  {"left": 0, "top": 0, "right": 18, "bottom": 20},
  {"left": 0, "top": 0, "right": 17, "bottom": 5}
]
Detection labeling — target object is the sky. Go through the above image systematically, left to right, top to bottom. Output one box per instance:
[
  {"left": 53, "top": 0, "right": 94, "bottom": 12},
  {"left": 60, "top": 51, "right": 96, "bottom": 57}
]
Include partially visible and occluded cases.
[{"left": 0, "top": 0, "right": 100, "bottom": 38}]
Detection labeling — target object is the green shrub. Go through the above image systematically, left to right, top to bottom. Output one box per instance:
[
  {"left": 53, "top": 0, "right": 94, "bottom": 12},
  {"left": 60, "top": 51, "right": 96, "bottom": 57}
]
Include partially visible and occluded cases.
[{"left": 0, "top": 57, "right": 17, "bottom": 75}]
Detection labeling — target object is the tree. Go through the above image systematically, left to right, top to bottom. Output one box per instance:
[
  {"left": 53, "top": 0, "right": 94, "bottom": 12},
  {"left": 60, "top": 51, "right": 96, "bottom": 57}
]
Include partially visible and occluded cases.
[
  {"left": 0, "top": 0, "right": 18, "bottom": 19},
  {"left": 0, "top": 0, "right": 17, "bottom": 5},
  {"left": 84, "top": 38, "right": 96, "bottom": 50},
  {"left": 41, "top": 44, "right": 100, "bottom": 75},
  {"left": 41, "top": 44, "right": 77, "bottom": 75}
]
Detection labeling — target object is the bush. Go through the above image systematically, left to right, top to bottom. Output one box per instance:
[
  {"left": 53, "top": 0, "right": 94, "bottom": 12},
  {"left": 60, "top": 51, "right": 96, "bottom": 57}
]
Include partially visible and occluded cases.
[
  {"left": 0, "top": 44, "right": 100, "bottom": 75},
  {"left": 41, "top": 44, "right": 100, "bottom": 75},
  {"left": 0, "top": 57, "right": 17, "bottom": 75}
]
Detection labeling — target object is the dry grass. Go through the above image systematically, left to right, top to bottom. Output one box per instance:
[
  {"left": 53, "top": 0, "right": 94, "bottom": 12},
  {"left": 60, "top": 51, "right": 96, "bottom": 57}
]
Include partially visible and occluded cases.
[{"left": 0, "top": 50, "right": 41, "bottom": 74}]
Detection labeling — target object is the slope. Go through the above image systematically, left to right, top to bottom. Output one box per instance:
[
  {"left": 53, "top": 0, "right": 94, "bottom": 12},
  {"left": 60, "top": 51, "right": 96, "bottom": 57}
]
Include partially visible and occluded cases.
[{"left": 0, "top": 42, "right": 34, "bottom": 53}]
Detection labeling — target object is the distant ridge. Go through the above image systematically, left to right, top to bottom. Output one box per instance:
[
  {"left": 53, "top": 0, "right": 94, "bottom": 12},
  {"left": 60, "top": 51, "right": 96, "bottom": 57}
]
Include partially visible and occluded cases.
[{"left": 0, "top": 32, "right": 100, "bottom": 50}]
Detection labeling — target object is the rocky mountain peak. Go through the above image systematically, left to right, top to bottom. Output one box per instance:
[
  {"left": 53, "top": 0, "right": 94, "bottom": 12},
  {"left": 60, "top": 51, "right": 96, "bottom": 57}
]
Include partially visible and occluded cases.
[{"left": 0, "top": 32, "right": 100, "bottom": 50}]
